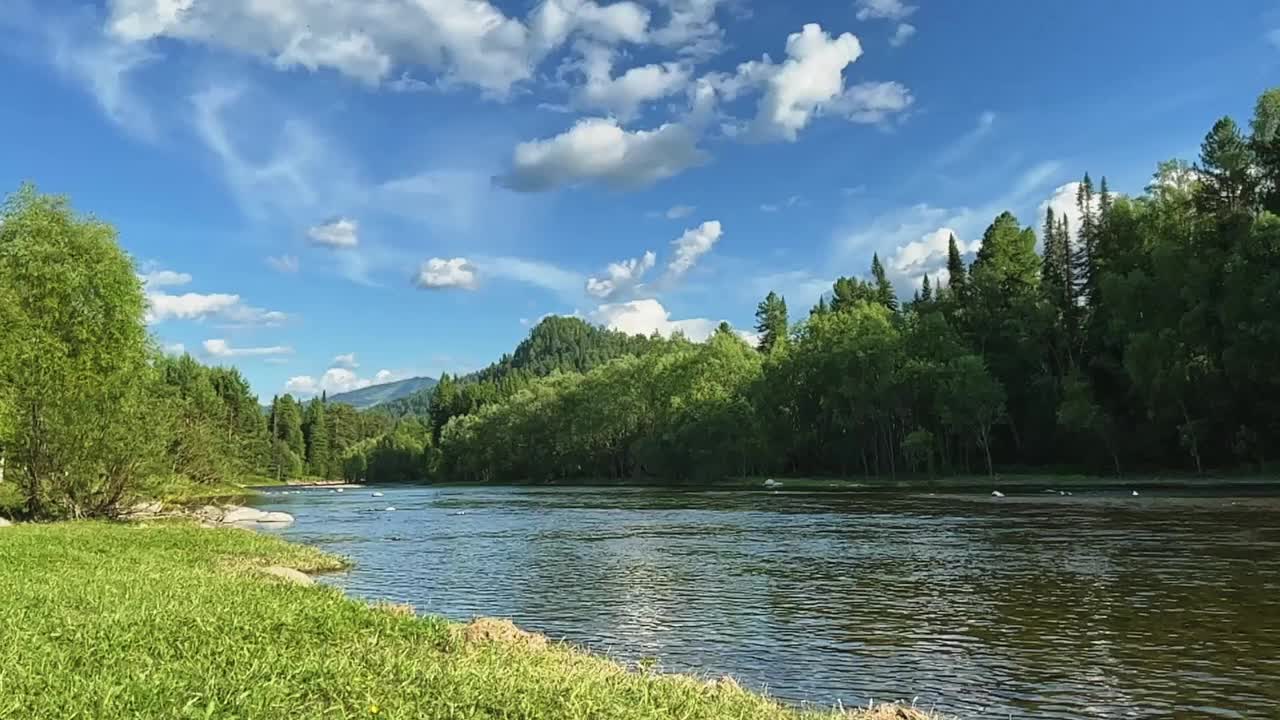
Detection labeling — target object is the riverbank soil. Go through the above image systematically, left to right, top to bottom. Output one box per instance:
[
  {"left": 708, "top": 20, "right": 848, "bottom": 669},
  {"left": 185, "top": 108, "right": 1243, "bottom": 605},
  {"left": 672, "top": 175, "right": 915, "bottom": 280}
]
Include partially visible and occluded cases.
[{"left": 0, "top": 522, "right": 935, "bottom": 720}]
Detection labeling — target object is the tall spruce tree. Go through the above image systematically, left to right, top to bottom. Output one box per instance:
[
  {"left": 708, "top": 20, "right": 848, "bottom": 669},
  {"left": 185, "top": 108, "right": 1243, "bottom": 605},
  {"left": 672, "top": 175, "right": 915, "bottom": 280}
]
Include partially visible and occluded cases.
[
  {"left": 1196, "top": 117, "right": 1255, "bottom": 217},
  {"left": 945, "top": 234, "right": 967, "bottom": 296},
  {"left": 870, "top": 253, "right": 899, "bottom": 312},
  {"left": 920, "top": 274, "right": 933, "bottom": 303},
  {"left": 754, "top": 291, "right": 790, "bottom": 354}
]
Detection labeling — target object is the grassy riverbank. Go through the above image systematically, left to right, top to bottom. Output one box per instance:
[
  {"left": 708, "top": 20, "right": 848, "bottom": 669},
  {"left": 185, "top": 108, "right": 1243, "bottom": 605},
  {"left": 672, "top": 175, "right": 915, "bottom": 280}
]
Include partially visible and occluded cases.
[{"left": 0, "top": 522, "right": 933, "bottom": 719}]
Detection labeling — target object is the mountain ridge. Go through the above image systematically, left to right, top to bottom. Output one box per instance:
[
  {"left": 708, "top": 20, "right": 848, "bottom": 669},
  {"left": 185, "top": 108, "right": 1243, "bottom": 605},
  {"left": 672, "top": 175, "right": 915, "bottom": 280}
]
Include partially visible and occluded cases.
[{"left": 327, "top": 376, "right": 437, "bottom": 410}]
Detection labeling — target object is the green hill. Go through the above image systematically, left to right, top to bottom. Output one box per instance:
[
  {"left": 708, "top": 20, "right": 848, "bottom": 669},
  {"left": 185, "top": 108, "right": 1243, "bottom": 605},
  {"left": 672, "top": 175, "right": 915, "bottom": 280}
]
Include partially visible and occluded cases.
[{"left": 328, "top": 376, "right": 437, "bottom": 410}]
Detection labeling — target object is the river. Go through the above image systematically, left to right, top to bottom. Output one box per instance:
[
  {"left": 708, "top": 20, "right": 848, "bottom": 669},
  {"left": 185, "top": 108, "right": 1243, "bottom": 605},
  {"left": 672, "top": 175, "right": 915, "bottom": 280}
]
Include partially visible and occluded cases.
[{"left": 255, "top": 485, "right": 1280, "bottom": 719}]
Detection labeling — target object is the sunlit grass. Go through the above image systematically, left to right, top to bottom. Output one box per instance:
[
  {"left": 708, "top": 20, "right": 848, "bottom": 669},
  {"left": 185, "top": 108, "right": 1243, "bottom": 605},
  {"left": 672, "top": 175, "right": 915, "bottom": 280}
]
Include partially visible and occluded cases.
[{"left": 0, "top": 522, "right": 936, "bottom": 720}]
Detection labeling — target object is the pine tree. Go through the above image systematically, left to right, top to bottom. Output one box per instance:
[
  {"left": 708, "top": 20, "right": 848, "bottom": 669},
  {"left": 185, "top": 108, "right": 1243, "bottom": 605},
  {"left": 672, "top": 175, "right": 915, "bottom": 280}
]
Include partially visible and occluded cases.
[
  {"left": 1196, "top": 117, "right": 1255, "bottom": 217},
  {"left": 1073, "top": 173, "right": 1097, "bottom": 307},
  {"left": 945, "top": 234, "right": 967, "bottom": 296},
  {"left": 870, "top": 253, "right": 898, "bottom": 312},
  {"left": 920, "top": 274, "right": 933, "bottom": 303},
  {"left": 754, "top": 291, "right": 789, "bottom": 354},
  {"left": 304, "top": 398, "right": 330, "bottom": 478}
]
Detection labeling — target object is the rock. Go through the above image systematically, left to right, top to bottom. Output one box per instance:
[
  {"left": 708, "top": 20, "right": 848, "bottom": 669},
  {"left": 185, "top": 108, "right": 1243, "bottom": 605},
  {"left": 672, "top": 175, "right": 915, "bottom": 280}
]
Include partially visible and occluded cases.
[
  {"left": 763, "top": 478, "right": 782, "bottom": 489},
  {"left": 336, "top": 488, "right": 344, "bottom": 493},
  {"left": 991, "top": 490, "right": 1005, "bottom": 498},
  {"left": 1132, "top": 490, "right": 1140, "bottom": 497},
  {"left": 372, "top": 492, "right": 384, "bottom": 498},
  {"left": 127, "top": 501, "right": 165, "bottom": 517},
  {"left": 194, "top": 505, "right": 225, "bottom": 523},
  {"left": 221, "top": 506, "right": 269, "bottom": 524},
  {"left": 384, "top": 507, "right": 397, "bottom": 512},
  {"left": 257, "top": 511, "right": 294, "bottom": 524},
  {"left": 0, "top": 518, "right": 12, "bottom": 528},
  {"left": 260, "top": 566, "right": 313, "bottom": 586}
]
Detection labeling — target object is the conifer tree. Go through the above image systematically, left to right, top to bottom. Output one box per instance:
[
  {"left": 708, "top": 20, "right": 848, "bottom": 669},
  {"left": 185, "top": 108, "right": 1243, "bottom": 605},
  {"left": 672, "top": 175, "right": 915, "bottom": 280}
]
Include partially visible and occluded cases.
[{"left": 754, "top": 291, "right": 790, "bottom": 354}]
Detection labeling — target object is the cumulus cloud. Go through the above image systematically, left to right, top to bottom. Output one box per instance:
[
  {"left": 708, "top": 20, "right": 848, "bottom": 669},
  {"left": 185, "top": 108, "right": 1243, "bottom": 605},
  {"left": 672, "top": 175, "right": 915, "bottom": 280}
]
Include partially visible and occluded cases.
[
  {"left": 107, "top": 0, "right": 655, "bottom": 96},
  {"left": 649, "top": 0, "right": 727, "bottom": 58},
  {"left": 855, "top": 0, "right": 917, "bottom": 22},
  {"left": 888, "top": 23, "right": 916, "bottom": 47},
  {"left": 749, "top": 24, "right": 865, "bottom": 141},
  {"left": 573, "top": 44, "right": 689, "bottom": 120},
  {"left": 829, "top": 81, "right": 914, "bottom": 124},
  {"left": 496, "top": 117, "right": 708, "bottom": 191},
  {"left": 1037, "top": 181, "right": 1125, "bottom": 250},
  {"left": 307, "top": 217, "right": 359, "bottom": 248},
  {"left": 666, "top": 220, "right": 722, "bottom": 278},
  {"left": 886, "top": 227, "right": 975, "bottom": 289},
  {"left": 586, "top": 251, "right": 656, "bottom": 299},
  {"left": 267, "top": 255, "right": 300, "bottom": 273},
  {"left": 415, "top": 257, "right": 478, "bottom": 290},
  {"left": 140, "top": 269, "right": 192, "bottom": 288},
  {"left": 143, "top": 270, "right": 289, "bottom": 327},
  {"left": 589, "top": 298, "right": 726, "bottom": 341},
  {"left": 202, "top": 338, "right": 293, "bottom": 358},
  {"left": 332, "top": 353, "right": 359, "bottom": 369},
  {"left": 285, "top": 368, "right": 403, "bottom": 398}
]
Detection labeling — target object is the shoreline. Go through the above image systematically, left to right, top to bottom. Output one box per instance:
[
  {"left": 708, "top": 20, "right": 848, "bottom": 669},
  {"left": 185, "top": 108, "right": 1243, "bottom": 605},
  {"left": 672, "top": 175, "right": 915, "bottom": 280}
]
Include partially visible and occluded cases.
[{"left": 0, "top": 519, "right": 939, "bottom": 719}]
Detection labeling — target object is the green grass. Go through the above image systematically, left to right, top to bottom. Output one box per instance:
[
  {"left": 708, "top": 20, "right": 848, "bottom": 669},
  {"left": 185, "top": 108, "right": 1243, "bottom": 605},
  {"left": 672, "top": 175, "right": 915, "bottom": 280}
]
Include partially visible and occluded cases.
[
  {"left": 133, "top": 474, "right": 263, "bottom": 507},
  {"left": 0, "top": 522, "right": 932, "bottom": 720}
]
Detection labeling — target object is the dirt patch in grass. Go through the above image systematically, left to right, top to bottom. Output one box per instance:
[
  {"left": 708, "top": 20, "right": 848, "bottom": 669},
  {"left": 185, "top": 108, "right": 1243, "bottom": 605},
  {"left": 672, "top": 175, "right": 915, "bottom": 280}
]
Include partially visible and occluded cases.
[{"left": 459, "top": 617, "right": 550, "bottom": 649}]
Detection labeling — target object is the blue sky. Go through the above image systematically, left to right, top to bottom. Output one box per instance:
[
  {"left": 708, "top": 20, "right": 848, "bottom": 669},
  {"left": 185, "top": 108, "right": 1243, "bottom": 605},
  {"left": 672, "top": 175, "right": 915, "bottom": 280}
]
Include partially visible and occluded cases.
[{"left": 2, "top": 0, "right": 1277, "bottom": 400}]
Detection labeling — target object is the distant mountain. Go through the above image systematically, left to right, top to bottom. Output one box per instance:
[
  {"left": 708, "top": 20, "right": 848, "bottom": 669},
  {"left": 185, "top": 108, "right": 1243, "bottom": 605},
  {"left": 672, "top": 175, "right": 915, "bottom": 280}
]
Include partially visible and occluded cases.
[{"left": 328, "top": 376, "right": 437, "bottom": 410}]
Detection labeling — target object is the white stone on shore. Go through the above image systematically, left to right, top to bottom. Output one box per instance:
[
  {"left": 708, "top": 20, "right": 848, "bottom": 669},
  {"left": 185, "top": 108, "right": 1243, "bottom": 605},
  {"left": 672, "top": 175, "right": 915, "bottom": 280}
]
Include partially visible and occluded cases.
[
  {"left": 763, "top": 478, "right": 782, "bottom": 489},
  {"left": 991, "top": 490, "right": 1005, "bottom": 498},
  {"left": 221, "top": 506, "right": 294, "bottom": 525},
  {"left": 0, "top": 517, "right": 12, "bottom": 528},
  {"left": 261, "top": 566, "right": 314, "bottom": 586}
]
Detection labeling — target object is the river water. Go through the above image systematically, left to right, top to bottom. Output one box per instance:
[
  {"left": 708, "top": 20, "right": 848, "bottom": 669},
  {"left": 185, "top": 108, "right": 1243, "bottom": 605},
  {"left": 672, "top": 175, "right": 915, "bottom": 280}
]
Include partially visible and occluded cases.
[{"left": 255, "top": 485, "right": 1280, "bottom": 719}]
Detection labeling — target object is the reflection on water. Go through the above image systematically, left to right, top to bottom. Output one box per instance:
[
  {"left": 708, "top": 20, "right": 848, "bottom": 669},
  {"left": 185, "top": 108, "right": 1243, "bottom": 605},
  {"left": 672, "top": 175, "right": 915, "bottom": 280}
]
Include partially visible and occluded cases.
[{"left": 257, "top": 486, "right": 1280, "bottom": 719}]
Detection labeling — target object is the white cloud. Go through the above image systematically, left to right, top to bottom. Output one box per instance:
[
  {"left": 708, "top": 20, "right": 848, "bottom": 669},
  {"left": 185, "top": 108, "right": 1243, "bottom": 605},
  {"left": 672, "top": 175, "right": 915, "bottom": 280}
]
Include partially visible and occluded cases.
[
  {"left": 107, "top": 0, "right": 654, "bottom": 96},
  {"left": 650, "top": 0, "right": 726, "bottom": 58},
  {"left": 855, "top": 0, "right": 917, "bottom": 22},
  {"left": 45, "top": 14, "right": 158, "bottom": 139},
  {"left": 747, "top": 23, "right": 870, "bottom": 140},
  {"left": 888, "top": 23, "right": 916, "bottom": 47},
  {"left": 573, "top": 44, "right": 689, "bottom": 120},
  {"left": 829, "top": 81, "right": 914, "bottom": 124},
  {"left": 497, "top": 117, "right": 708, "bottom": 191},
  {"left": 760, "top": 195, "right": 802, "bottom": 213},
  {"left": 664, "top": 204, "right": 695, "bottom": 219},
  {"left": 307, "top": 217, "right": 359, "bottom": 249},
  {"left": 667, "top": 220, "right": 722, "bottom": 278},
  {"left": 886, "top": 227, "right": 975, "bottom": 289},
  {"left": 586, "top": 250, "right": 656, "bottom": 299},
  {"left": 266, "top": 255, "right": 300, "bottom": 273},
  {"left": 476, "top": 256, "right": 585, "bottom": 298},
  {"left": 415, "top": 257, "right": 478, "bottom": 290},
  {"left": 140, "top": 269, "right": 192, "bottom": 288},
  {"left": 749, "top": 270, "right": 833, "bottom": 311},
  {"left": 146, "top": 290, "right": 288, "bottom": 327},
  {"left": 589, "top": 297, "right": 725, "bottom": 341},
  {"left": 202, "top": 338, "right": 293, "bottom": 358},
  {"left": 332, "top": 353, "right": 359, "bottom": 369},
  {"left": 285, "top": 367, "right": 406, "bottom": 398}
]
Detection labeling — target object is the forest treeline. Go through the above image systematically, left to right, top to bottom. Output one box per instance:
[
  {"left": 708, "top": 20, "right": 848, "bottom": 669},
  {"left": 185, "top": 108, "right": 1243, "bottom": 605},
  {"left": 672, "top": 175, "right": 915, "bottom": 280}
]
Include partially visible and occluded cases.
[
  {"left": 399, "top": 88, "right": 1280, "bottom": 483},
  {"left": 2, "top": 89, "right": 1278, "bottom": 517}
]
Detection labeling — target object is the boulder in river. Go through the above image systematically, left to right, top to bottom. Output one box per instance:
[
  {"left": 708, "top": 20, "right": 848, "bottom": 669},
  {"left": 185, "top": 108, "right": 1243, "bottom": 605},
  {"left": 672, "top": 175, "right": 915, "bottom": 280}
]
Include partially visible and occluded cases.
[
  {"left": 763, "top": 478, "right": 782, "bottom": 489},
  {"left": 991, "top": 490, "right": 1005, "bottom": 498},
  {"left": 221, "top": 506, "right": 294, "bottom": 525}
]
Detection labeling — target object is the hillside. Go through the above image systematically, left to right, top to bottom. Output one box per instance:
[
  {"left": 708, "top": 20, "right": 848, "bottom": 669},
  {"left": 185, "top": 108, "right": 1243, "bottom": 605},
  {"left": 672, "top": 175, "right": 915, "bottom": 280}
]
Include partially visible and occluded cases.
[
  {"left": 381, "top": 316, "right": 679, "bottom": 417},
  {"left": 328, "top": 376, "right": 437, "bottom": 410}
]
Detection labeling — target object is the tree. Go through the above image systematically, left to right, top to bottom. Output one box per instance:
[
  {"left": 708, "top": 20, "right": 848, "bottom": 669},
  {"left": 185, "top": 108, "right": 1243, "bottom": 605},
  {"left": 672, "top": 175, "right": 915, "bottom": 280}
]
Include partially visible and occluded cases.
[
  {"left": 1251, "top": 89, "right": 1280, "bottom": 214},
  {"left": 1196, "top": 117, "right": 1254, "bottom": 217},
  {"left": 0, "top": 186, "right": 162, "bottom": 518},
  {"left": 945, "top": 234, "right": 967, "bottom": 296},
  {"left": 870, "top": 253, "right": 898, "bottom": 312},
  {"left": 920, "top": 275, "right": 933, "bottom": 303},
  {"left": 754, "top": 291, "right": 789, "bottom": 354},
  {"left": 938, "top": 356, "right": 1006, "bottom": 478},
  {"left": 269, "top": 395, "right": 305, "bottom": 480},
  {"left": 304, "top": 397, "right": 331, "bottom": 477}
]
